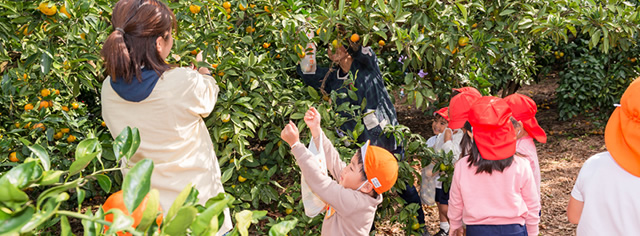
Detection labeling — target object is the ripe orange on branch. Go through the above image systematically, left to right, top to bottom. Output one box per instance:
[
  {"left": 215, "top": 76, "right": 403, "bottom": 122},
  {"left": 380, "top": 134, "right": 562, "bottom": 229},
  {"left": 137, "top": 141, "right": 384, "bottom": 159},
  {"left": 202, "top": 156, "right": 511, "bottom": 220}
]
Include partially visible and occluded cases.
[
  {"left": 350, "top": 33, "right": 360, "bottom": 43},
  {"left": 103, "top": 190, "right": 163, "bottom": 236}
]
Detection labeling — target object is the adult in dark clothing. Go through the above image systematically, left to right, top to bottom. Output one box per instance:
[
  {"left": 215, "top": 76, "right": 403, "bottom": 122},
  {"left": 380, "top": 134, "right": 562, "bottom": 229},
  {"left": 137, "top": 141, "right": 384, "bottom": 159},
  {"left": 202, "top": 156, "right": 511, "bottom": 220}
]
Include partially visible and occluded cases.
[{"left": 297, "top": 43, "right": 430, "bottom": 235}]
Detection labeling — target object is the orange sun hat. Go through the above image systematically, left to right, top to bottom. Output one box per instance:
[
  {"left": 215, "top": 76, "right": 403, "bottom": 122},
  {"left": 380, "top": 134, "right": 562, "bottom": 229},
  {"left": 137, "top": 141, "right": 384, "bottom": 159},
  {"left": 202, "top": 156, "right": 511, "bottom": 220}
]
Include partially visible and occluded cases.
[
  {"left": 605, "top": 79, "right": 640, "bottom": 177},
  {"left": 448, "top": 91, "right": 482, "bottom": 129},
  {"left": 504, "top": 93, "right": 547, "bottom": 143},
  {"left": 468, "top": 96, "right": 517, "bottom": 160},
  {"left": 434, "top": 107, "right": 450, "bottom": 122},
  {"left": 361, "top": 140, "right": 398, "bottom": 194}
]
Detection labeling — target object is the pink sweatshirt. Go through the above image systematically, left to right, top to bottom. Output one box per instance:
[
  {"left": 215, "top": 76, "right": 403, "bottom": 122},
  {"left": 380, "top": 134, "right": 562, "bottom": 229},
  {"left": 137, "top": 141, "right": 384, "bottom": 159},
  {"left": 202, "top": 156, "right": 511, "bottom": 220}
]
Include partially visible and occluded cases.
[
  {"left": 291, "top": 131, "right": 382, "bottom": 236},
  {"left": 516, "top": 135, "right": 541, "bottom": 199},
  {"left": 447, "top": 156, "right": 540, "bottom": 236}
]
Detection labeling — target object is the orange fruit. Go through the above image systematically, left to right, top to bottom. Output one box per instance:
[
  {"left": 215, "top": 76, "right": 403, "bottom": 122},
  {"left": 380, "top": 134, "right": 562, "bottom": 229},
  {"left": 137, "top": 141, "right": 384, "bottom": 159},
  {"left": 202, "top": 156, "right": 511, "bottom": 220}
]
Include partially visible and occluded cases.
[
  {"left": 223, "top": 1, "right": 231, "bottom": 9},
  {"left": 38, "top": 2, "right": 57, "bottom": 16},
  {"left": 239, "top": 3, "right": 246, "bottom": 11},
  {"left": 189, "top": 4, "right": 201, "bottom": 14},
  {"left": 250, "top": 4, "right": 256, "bottom": 8},
  {"left": 60, "top": 5, "right": 71, "bottom": 18},
  {"left": 264, "top": 6, "right": 271, "bottom": 13},
  {"left": 225, "top": 8, "right": 231, "bottom": 14},
  {"left": 471, "top": 23, "right": 477, "bottom": 28},
  {"left": 245, "top": 26, "right": 255, "bottom": 33},
  {"left": 80, "top": 33, "right": 86, "bottom": 40},
  {"left": 350, "top": 33, "right": 360, "bottom": 43},
  {"left": 458, "top": 37, "right": 469, "bottom": 47},
  {"left": 378, "top": 40, "right": 385, "bottom": 47},
  {"left": 262, "top": 42, "right": 270, "bottom": 49},
  {"left": 190, "top": 49, "right": 198, "bottom": 55},
  {"left": 275, "top": 54, "right": 281, "bottom": 59},
  {"left": 631, "top": 58, "right": 637, "bottom": 63},
  {"left": 211, "top": 63, "right": 218, "bottom": 69},
  {"left": 218, "top": 71, "right": 225, "bottom": 76},
  {"left": 23, "top": 74, "right": 28, "bottom": 80},
  {"left": 41, "top": 88, "right": 51, "bottom": 97},
  {"left": 54, "top": 89, "right": 60, "bottom": 95},
  {"left": 39, "top": 101, "right": 49, "bottom": 109},
  {"left": 71, "top": 102, "right": 79, "bottom": 109},
  {"left": 24, "top": 103, "right": 34, "bottom": 111},
  {"left": 61, "top": 106, "right": 69, "bottom": 112},
  {"left": 221, "top": 113, "right": 231, "bottom": 123},
  {"left": 101, "top": 121, "right": 106, "bottom": 127},
  {"left": 33, "top": 123, "right": 45, "bottom": 131},
  {"left": 61, "top": 128, "right": 70, "bottom": 133},
  {"left": 54, "top": 132, "right": 63, "bottom": 139},
  {"left": 221, "top": 134, "right": 228, "bottom": 141},
  {"left": 67, "top": 135, "right": 76, "bottom": 143},
  {"left": 9, "top": 152, "right": 19, "bottom": 162},
  {"left": 238, "top": 175, "right": 247, "bottom": 182},
  {"left": 103, "top": 190, "right": 163, "bottom": 236},
  {"left": 285, "top": 208, "right": 292, "bottom": 215},
  {"left": 412, "top": 223, "right": 420, "bottom": 230}
]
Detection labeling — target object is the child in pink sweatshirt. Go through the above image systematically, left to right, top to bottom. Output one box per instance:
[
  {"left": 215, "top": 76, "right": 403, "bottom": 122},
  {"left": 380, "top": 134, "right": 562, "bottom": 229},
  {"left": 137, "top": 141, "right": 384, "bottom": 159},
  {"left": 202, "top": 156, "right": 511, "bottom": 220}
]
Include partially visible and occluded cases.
[
  {"left": 505, "top": 94, "right": 547, "bottom": 200},
  {"left": 447, "top": 96, "right": 540, "bottom": 236},
  {"left": 280, "top": 107, "right": 399, "bottom": 236}
]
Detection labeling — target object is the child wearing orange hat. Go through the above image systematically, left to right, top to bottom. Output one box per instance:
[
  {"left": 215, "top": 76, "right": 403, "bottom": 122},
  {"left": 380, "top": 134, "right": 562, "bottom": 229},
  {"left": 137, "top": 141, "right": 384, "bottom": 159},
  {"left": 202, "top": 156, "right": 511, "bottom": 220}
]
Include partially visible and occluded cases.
[
  {"left": 567, "top": 80, "right": 640, "bottom": 235},
  {"left": 431, "top": 90, "right": 482, "bottom": 236},
  {"left": 504, "top": 94, "right": 547, "bottom": 200},
  {"left": 448, "top": 96, "right": 540, "bottom": 236},
  {"left": 280, "top": 107, "right": 399, "bottom": 235}
]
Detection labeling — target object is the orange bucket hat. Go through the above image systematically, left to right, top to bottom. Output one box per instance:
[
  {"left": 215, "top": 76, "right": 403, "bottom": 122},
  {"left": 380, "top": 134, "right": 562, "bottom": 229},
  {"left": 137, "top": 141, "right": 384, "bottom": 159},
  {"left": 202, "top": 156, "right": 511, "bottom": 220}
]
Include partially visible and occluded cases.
[
  {"left": 605, "top": 79, "right": 640, "bottom": 177},
  {"left": 448, "top": 91, "right": 482, "bottom": 129},
  {"left": 504, "top": 93, "right": 547, "bottom": 143},
  {"left": 468, "top": 96, "right": 517, "bottom": 160},
  {"left": 361, "top": 141, "right": 398, "bottom": 194}
]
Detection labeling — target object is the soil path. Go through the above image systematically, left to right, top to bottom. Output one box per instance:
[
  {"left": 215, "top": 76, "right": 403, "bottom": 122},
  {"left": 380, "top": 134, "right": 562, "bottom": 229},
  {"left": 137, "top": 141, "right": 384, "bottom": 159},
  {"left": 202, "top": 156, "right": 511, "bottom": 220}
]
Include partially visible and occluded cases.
[{"left": 380, "top": 77, "right": 605, "bottom": 235}]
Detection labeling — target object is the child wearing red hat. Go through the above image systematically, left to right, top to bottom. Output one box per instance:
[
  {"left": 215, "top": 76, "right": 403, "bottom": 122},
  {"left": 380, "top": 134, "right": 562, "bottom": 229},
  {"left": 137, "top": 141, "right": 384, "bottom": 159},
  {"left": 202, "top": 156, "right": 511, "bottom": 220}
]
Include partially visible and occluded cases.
[
  {"left": 567, "top": 80, "right": 640, "bottom": 235},
  {"left": 431, "top": 91, "right": 482, "bottom": 236},
  {"left": 504, "top": 94, "right": 547, "bottom": 200},
  {"left": 448, "top": 96, "right": 540, "bottom": 236},
  {"left": 280, "top": 107, "right": 399, "bottom": 235},
  {"left": 420, "top": 108, "right": 450, "bottom": 213}
]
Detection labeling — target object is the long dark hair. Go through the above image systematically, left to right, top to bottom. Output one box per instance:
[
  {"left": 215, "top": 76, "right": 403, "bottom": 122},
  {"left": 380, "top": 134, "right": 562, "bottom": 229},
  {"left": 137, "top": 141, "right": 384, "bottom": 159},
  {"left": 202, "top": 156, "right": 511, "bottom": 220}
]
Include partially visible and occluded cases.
[
  {"left": 101, "top": 0, "right": 177, "bottom": 83},
  {"left": 460, "top": 121, "right": 473, "bottom": 158},
  {"left": 467, "top": 142, "right": 514, "bottom": 175}
]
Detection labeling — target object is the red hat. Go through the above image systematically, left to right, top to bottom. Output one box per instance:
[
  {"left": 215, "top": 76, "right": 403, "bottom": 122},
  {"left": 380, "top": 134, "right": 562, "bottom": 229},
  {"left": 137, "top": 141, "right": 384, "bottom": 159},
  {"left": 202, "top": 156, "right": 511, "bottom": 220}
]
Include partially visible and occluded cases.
[
  {"left": 605, "top": 79, "right": 640, "bottom": 177},
  {"left": 453, "top": 87, "right": 482, "bottom": 97},
  {"left": 448, "top": 92, "right": 482, "bottom": 129},
  {"left": 504, "top": 94, "right": 547, "bottom": 143},
  {"left": 468, "top": 96, "right": 517, "bottom": 160},
  {"left": 433, "top": 107, "right": 449, "bottom": 122},
  {"left": 361, "top": 141, "right": 398, "bottom": 194}
]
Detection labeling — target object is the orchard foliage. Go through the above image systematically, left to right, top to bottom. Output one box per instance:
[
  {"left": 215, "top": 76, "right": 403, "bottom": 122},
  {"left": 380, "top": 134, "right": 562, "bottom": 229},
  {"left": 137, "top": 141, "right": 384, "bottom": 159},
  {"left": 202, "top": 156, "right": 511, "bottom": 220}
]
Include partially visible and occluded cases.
[{"left": 1, "top": 0, "right": 640, "bottom": 235}]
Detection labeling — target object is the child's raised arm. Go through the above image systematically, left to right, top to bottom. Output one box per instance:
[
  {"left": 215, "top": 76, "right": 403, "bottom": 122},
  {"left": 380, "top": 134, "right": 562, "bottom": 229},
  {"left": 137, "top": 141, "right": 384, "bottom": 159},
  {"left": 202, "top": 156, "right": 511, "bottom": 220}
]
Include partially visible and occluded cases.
[
  {"left": 304, "top": 107, "right": 322, "bottom": 147},
  {"left": 280, "top": 121, "right": 300, "bottom": 147}
]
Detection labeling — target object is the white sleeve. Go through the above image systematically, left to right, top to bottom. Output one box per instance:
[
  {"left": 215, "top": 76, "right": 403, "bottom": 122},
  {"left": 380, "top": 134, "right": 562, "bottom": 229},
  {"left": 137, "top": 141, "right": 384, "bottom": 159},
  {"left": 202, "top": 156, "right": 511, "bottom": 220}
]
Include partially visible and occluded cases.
[{"left": 426, "top": 135, "right": 437, "bottom": 148}]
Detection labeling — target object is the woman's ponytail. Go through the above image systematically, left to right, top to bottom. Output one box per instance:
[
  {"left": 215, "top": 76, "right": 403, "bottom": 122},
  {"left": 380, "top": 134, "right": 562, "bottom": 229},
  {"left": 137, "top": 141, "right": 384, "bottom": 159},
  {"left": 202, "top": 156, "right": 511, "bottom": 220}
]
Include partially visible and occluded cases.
[{"left": 101, "top": 28, "right": 131, "bottom": 82}]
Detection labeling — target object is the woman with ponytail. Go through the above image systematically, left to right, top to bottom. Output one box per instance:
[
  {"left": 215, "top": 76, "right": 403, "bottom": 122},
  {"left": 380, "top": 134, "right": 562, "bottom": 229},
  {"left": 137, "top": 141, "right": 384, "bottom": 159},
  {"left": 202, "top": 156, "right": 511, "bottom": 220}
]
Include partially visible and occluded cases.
[{"left": 100, "top": 1, "right": 231, "bottom": 234}]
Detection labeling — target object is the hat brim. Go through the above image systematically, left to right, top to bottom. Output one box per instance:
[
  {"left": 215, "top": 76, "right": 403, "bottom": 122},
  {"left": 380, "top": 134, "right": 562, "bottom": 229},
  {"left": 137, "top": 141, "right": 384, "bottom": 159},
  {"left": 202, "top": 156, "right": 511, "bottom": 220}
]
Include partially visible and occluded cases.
[
  {"left": 605, "top": 108, "right": 640, "bottom": 177},
  {"left": 521, "top": 117, "right": 547, "bottom": 143},
  {"left": 448, "top": 119, "right": 466, "bottom": 130},
  {"left": 473, "top": 126, "right": 517, "bottom": 161}
]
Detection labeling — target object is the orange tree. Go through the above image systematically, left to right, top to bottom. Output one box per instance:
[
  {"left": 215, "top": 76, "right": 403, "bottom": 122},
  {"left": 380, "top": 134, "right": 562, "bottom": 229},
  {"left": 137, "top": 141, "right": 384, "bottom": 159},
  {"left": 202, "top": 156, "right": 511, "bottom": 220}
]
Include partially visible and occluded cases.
[{"left": 2, "top": 0, "right": 640, "bottom": 235}]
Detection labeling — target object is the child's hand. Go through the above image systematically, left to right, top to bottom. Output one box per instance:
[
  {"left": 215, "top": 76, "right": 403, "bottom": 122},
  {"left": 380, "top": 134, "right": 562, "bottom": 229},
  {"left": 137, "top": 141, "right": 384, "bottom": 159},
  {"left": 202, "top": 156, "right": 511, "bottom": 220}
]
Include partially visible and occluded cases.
[
  {"left": 304, "top": 107, "right": 321, "bottom": 137},
  {"left": 280, "top": 121, "right": 300, "bottom": 147},
  {"left": 449, "top": 228, "right": 464, "bottom": 236}
]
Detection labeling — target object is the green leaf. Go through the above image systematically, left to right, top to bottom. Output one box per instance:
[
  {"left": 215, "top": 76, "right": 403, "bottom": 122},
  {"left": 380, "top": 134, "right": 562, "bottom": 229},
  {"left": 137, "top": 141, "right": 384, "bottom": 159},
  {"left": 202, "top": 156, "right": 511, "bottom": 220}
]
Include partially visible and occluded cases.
[
  {"left": 456, "top": 3, "right": 467, "bottom": 22},
  {"left": 590, "top": 29, "right": 601, "bottom": 48},
  {"left": 241, "top": 36, "right": 253, "bottom": 45},
  {"left": 41, "top": 52, "right": 51, "bottom": 75},
  {"left": 306, "top": 86, "right": 319, "bottom": 100},
  {"left": 289, "top": 112, "right": 304, "bottom": 120},
  {"left": 113, "top": 127, "right": 141, "bottom": 161},
  {"left": 69, "top": 138, "right": 101, "bottom": 176},
  {"left": 27, "top": 144, "right": 50, "bottom": 171},
  {"left": 122, "top": 159, "right": 154, "bottom": 214},
  {"left": 0, "top": 161, "right": 42, "bottom": 189},
  {"left": 221, "top": 167, "right": 233, "bottom": 184},
  {"left": 38, "top": 170, "right": 64, "bottom": 186},
  {"left": 95, "top": 174, "right": 112, "bottom": 193},
  {"left": 165, "top": 184, "right": 194, "bottom": 224},
  {"left": 77, "top": 187, "right": 86, "bottom": 206},
  {"left": 136, "top": 189, "right": 160, "bottom": 233},
  {"left": 191, "top": 193, "right": 234, "bottom": 236},
  {"left": 0, "top": 206, "right": 34, "bottom": 234},
  {"left": 163, "top": 206, "right": 198, "bottom": 236},
  {"left": 104, "top": 208, "right": 134, "bottom": 235},
  {"left": 235, "top": 210, "right": 253, "bottom": 236},
  {"left": 60, "top": 215, "right": 72, "bottom": 236},
  {"left": 268, "top": 219, "right": 298, "bottom": 236}
]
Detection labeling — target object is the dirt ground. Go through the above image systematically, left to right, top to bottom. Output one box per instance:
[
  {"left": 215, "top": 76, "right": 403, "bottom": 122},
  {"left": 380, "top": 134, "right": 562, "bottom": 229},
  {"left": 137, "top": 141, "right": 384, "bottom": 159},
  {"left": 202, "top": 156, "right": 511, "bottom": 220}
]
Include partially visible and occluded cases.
[{"left": 379, "top": 77, "right": 606, "bottom": 235}]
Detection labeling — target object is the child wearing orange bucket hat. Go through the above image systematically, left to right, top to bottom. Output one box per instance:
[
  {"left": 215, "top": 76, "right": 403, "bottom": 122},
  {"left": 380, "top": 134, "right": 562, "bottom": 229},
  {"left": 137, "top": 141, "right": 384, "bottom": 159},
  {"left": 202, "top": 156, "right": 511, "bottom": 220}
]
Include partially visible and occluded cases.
[
  {"left": 567, "top": 80, "right": 640, "bottom": 235},
  {"left": 431, "top": 90, "right": 482, "bottom": 236},
  {"left": 504, "top": 93, "right": 547, "bottom": 200},
  {"left": 448, "top": 96, "right": 540, "bottom": 236},
  {"left": 280, "top": 107, "right": 399, "bottom": 235}
]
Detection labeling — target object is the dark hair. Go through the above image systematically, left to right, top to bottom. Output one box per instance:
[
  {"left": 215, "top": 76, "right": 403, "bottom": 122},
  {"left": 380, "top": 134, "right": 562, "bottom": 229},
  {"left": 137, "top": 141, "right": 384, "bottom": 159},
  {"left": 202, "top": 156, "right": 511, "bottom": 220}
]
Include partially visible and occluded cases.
[
  {"left": 101, "top": 0, "right": 177, "bottom": 83},
  {"left": 450, "top": 90, "right": 461, "bottom": 100},
  {"left": 460, "top": 121, "right": 473, "bottom": 157},
  {"left": 467, "top": 142, "right": 514, "bottom": 175},
  {"left": 355, "top": 149, "right": 379, "bottom": 198}
]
